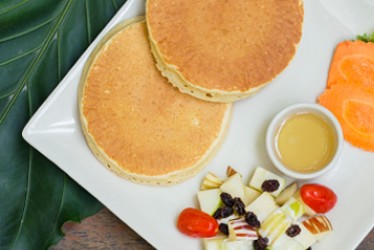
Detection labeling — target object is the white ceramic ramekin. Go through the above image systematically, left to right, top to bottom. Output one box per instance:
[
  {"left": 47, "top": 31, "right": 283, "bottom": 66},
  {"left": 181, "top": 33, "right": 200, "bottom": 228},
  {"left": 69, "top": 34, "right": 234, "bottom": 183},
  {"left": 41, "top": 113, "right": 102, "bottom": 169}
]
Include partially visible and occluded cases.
[{"left": 266, "top": 103, "right": 344, "bottom": 179}]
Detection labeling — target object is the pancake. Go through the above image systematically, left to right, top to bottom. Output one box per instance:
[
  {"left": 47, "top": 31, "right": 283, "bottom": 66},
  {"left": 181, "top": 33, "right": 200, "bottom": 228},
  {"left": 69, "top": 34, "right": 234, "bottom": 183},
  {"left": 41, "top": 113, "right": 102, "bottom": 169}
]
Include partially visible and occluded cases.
[
  {"left": 146, "top": 0, "right": 304, "bottom": 103},
  {"left": 78, "top": 17, "right": 232, "bottom": 186}
]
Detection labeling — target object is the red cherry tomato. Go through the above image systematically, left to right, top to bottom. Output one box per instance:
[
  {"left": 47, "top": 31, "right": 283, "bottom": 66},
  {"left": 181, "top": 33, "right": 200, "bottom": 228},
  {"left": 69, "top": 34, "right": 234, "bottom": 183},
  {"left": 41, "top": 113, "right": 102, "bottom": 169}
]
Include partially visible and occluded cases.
[
  {"left": 300, "top": 184, "right": 337, "bottom": 213},
  {"left": 177, "top": 208, "right": 218, "bottom": 238}
]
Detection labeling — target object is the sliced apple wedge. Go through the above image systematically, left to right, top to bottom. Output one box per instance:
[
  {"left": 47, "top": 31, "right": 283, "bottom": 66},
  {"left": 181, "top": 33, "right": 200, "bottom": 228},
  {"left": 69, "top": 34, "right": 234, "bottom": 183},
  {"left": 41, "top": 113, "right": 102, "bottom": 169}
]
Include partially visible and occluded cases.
[
  {"left": 226, "top": 166, "right": 239, "bottom": 177},
  {"left": 249, "top": 167, "right": 286, "bottom": 197},
  {"left": 201, "top": 172, "right": 225, "bottom": 190},
  {"left": 220, "top": 173, "right": 245, "bottom": 200},
  {"left": 275, "top": 182, "right": 298, "bottom": 205},
  {"left": 242, "top": 186, "right": 261, "bottom": 206},
  {"left": 197, "top": 188, "right": 223, "bottom": 215},
  {"left": 245, "top": 192, "right": 278, "bottom": 222},
  {"left": 280, "top": 197, "right": 305, "bottom": 221},
  {"left": 259, "top": 209, "right": 291, "bottom": 244},
  {"left": 302, "top": 215, "right": 333, "bottom": 241},
  {"left": 228, "top": 217, "right": 258, "bottom": 241},
  {"left": 293, "top": 222, "right": 317, "bottom": 249},
  {"left": 269, "top": 234, "right": 304, "bottom": 250},
  {"left": 203, "top": 237, "right": 226, "bottom": 250},
  {"left": 222, "top": 239, "right": 255, "bottom": 250}
]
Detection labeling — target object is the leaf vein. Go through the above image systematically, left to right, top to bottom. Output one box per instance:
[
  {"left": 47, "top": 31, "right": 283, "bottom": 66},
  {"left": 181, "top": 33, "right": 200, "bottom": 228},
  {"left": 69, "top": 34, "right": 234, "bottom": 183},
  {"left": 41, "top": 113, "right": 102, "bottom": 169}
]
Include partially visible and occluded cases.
[{"left": 0, "top": 0, "right": 29, "bottom": 16}]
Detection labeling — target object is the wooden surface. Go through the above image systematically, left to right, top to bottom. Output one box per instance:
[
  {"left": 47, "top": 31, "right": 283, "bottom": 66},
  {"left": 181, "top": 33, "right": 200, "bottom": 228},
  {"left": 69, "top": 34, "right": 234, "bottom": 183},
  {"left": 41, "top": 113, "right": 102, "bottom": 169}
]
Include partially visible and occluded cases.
[{"left": 52, "top": 208, "right": 373, "bottom": 250}]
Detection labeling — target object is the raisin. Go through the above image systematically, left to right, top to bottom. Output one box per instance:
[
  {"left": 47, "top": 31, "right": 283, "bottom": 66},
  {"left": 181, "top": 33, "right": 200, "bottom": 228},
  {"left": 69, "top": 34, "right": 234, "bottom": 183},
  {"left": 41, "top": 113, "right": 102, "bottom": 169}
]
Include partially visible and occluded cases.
[
  {"left": 261, "top": 179, "right": 280, "bottom": 192},
  {"left": 220, "top": 192, "right": 235, "bottom": 207},
  {"left": 233, "top": 197, "right": 246, "bottom": 215},
  {"left": 213, "top": 206, "right": 233, "bottom": 219},
  {"left": 220, "top": 206, "right": 234, "bottom": 218},
  {"left": 213, "top": 208, "right": 222, "bottom": 219},
  {"left": 245, "top": 211, "right": 261, "bottom": 228},
  {"left": 219, "top": 223, "right": 229, "bottom": 235},
  {"left": 286, "top": 224, "right": 301, "bottom": 237},
  {"left": 253, "top": 237, "right": 269, "bottom": 250},
  {"left": 306, "top": 247, "right": 312, "bottom": 250}
]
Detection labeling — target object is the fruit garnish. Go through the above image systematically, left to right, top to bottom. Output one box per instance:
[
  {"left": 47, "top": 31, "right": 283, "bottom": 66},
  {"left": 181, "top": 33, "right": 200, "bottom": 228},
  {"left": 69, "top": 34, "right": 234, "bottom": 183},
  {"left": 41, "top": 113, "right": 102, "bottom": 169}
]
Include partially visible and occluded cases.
[
  {"left": 319, "top": 39, "right": 374, "bottom": 151},
  {"left": 226, "top": 166, "right": 239, "bottom": 177},
  {"left": 249, "top": 167, "right": 286, "bottom": 197},
  {"left": 201, "top": 172, "right": 224, "bottom": 190},
  {"left": 275, "top": 182, "right": 298, "bottom": 205},
  {"left": 300, "top": 184, "right": 337, "bottom": 214},
  {"left": 177, "top": 208, "right": 218, "bottom": 238},
  {"left": 302, "top": 215, "right": 333, "bottom": 241}
]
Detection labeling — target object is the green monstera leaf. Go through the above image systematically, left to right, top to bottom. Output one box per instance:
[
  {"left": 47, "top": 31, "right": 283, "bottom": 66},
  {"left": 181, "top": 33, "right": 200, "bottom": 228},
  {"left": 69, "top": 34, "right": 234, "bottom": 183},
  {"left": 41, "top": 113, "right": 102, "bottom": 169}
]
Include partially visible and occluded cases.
[{"left": 0, "top": 0, "right": 127, "bottom": 249}]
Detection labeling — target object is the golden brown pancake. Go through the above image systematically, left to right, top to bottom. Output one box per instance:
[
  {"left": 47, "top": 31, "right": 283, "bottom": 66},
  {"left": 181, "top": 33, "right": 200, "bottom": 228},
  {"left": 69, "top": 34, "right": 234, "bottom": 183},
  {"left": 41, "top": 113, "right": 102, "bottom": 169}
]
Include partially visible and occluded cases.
[
  {"left": 146, "top": 0, "right": 304, "bottom": 102},
  {"left": 79, "top": 18, "right": 232, "bottom": 185}
]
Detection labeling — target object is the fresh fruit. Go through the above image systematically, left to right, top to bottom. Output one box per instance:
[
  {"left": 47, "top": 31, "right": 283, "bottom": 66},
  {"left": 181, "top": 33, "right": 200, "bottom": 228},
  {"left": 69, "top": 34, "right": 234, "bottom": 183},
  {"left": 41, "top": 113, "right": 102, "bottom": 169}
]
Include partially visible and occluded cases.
[
  {"left": 326, "top": 40, "right": 374, "bottom": 89},
  {"left": 319, "top": 82, "right": 374, "bottom": 151},
  {"left": 226, "top": 166, "right": 239, "bottom": 177},
  {"left": 249, "top": 167, "right": 286, "bottom": 197},
  {"left": 201, "top": 172, "right": 224, "bottom": 190},
  {"left": 220, "top": 173, "right": 245, "bottom": 201},
  {"left": 275, "top": 182, "right": 298, "bottom": 205},
  {"left": 300, "top": 184, "right": 337, "bottom": 213},
  {"left": 243, "top": 186, "right": 261, "bottom": 206},
  {"left": 198, "top": 189, "right": 223, "bottom": 215},
  {"left": 294, "top": 191, "right": 316, "bottom": 216},
  {"left": 245, "top": 192, "right": 278, "bottom": 222},
  {"left": 280, "top": 197, "right": 305, "bottom": 221},
  {"left": 177, "top": 208, "right": 219, "bottom": 238},
  {"left": 259, "top": 209, "right": 291, "bottom": 244},
  {"left": 302, "top": 215, "right": 333, "bottom": 241},
  {"left": 228, "top": 217, "right": 258, "bottom": 241},
  {"left": 292, "top": 222, "right": 317, "bottom": 249},
  {"left": 269, "top": 234, "right": 304, "bottom": 250},
  {"left": 203, "top": 237, "right": 225, "bottom": 250},
  {"left": 222, "top": 239, "right": 255, "bottom": 250}
]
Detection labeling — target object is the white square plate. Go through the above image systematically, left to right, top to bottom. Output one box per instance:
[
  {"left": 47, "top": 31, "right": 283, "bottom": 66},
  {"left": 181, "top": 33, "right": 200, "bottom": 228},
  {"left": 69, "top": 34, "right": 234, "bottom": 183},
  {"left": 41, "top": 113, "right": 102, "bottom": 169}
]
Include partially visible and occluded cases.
[{"left": 23, "top": 0, "right": 374, "bottom": 249}]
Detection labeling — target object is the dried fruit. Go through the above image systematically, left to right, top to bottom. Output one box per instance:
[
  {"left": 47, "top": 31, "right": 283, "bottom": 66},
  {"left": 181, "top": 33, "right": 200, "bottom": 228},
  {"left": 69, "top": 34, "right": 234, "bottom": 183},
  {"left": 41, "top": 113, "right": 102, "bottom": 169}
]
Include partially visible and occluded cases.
[
  {"left": 261, "top": 179, "right": 280, "bottom": 192},
  {"left": 220, "top": 192, "right": 235, "bottom": 207},
  {"left": 233, "top": 197, "right": 246, "bottom": 215},
  {"left": 213, "top": 206, "right": 233, "bottom": 219},
  {"left": 245, "top": 211, "right": 261, "bottom": 228},
  {"left": 219, "top": 223, "right": 229, "bottom": 235},
  {"left": 286, "top": 224, "right": 301, "bottom": 237},
  {"left": 253, "top": 237, "right": 269, "bottom": 250}
]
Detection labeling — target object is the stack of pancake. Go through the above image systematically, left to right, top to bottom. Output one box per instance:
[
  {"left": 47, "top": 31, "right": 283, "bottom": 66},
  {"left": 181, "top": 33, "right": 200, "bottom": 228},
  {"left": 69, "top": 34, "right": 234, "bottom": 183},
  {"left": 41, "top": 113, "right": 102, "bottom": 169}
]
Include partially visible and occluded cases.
[{"left": 79, "top": 1, "right": 304, "bottom": 185}]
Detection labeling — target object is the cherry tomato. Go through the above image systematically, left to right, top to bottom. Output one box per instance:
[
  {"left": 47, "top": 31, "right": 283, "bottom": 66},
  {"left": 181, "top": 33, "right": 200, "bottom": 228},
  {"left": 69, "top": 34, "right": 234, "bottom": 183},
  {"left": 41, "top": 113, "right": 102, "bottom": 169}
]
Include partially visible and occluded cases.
[
  {"left": 300, "top": 184, "right": 337, "bottom": 213},
  {"left": 177, "top": 208, "right": 218, "bottom": 238}
]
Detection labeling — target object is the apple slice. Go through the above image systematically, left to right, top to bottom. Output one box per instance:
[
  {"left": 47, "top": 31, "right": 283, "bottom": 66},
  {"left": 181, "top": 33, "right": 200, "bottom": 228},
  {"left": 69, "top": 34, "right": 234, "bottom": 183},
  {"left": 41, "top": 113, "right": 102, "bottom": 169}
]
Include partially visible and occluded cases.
[
  {"left": 226, "top": 166, "right": 239, "bottom": 177},
  {"left": 249, "top": 167, "right": 286, "bottom": 197},
  {"left": 201, "top": 172, "right": 224, "bottom": 190},
  {"left": 220, "top": 173, "right": 245, "bottom": 201},
  {"left": 275, "top": 182, "right": 298, "bottom": 206},
  {"left": 242, "top": 186, "right": 261, "bottom": 206},
  {"left": 197, "top": 188, "right": 223, "bottom": 215},
  {"left": 294, "top": 191, "right": 316, "bottom": 216},
  {"left": 245, "top": 192, "right": 278, "bottom": 222},
  {"left": 280, "top": 197, "right": 305, "bottom": 221},
  {"left": 259, "top": 209, "right": 291, "bottom": 244},
  {"left": 302, "top": 215, "right": 333, "bottom": 241},
  {"left": 228, "top": 217, "right": 258, "bottom": 241},
  {"left": 293, "top": 222, "right": 317, "bottom": 249},
  {"left": 269, "top": 234, "right": 304, "bottom": 250},
  {"left": 203, "top": 237, "right": 225, "bottom": 250},
  {"left": 222, "top": 239, "right": 255, "bottom": 250}
]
